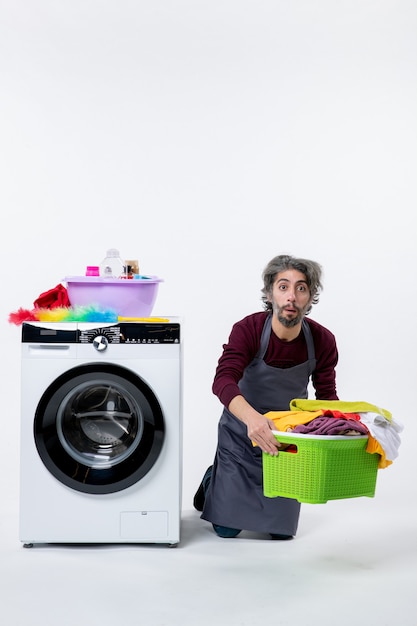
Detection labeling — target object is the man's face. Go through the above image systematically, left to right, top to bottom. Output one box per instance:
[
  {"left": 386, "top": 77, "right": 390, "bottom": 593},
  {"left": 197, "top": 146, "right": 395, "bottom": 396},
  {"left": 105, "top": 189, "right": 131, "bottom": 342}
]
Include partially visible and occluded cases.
[{"left": 269, "top": 269, "right": 312, "bottom": 328}]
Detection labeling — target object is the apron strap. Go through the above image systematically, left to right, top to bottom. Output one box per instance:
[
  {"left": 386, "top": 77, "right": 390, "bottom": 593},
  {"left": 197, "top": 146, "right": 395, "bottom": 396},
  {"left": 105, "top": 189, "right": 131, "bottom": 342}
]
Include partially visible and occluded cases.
[{"left": 302, "top": 318, "right": 315, "bottom": 361}]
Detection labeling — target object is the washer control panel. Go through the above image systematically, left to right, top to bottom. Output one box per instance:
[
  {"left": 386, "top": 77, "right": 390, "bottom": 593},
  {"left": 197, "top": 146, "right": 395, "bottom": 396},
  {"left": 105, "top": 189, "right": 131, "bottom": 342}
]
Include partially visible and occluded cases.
[
  {"left": 22, "top": 322, "right": 180, "bottom": 345},
  {"left": 81, "top": 323, "right": 180, "bottom": 345},
  {"left": 80, "top": 326, "right": 121, "bottom": 345}
]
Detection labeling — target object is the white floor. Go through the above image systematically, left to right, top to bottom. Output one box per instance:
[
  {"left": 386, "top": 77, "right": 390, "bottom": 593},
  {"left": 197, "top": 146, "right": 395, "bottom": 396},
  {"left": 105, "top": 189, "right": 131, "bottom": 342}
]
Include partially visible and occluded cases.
[{"left": 1, "top": 469, "right": 415, "bottom": 626}]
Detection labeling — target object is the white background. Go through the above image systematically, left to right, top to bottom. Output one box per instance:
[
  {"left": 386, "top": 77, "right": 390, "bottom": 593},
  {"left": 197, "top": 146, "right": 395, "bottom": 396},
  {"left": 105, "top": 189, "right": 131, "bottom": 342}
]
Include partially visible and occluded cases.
[{"left": 1, "top": 0, "right": 415, "bottom": 513}]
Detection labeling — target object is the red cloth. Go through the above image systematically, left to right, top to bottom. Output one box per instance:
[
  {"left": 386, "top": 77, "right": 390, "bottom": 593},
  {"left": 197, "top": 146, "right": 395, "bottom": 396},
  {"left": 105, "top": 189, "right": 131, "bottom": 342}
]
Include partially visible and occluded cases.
[
  {"left": 33, "top": 284, "right": 70, "bottom": 309},
  {"left": 322, "top": 409, "right": 361, "bottom": 421}
]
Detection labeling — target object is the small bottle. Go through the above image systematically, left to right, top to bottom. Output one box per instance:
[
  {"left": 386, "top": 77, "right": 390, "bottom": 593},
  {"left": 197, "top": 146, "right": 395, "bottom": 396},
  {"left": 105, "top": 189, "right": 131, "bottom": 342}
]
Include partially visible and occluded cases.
[
  {"left": 99, "top": 249, "right": 126, "bottom": 278},
  {"left": 125, "top": 259, "right": 139, "bottom": 275},
  {"left": 121, "top": 264, "right": 134, "bottom": 279},
  {"left": 85, "top": 266, "right": 100, "bottom": 276}
]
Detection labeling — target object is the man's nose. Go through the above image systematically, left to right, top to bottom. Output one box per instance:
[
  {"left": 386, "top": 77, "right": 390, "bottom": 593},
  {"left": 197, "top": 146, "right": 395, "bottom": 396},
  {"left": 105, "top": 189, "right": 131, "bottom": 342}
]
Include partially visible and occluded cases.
[{"left": 287, "top": 290, "right": 296, "bottom": 301}]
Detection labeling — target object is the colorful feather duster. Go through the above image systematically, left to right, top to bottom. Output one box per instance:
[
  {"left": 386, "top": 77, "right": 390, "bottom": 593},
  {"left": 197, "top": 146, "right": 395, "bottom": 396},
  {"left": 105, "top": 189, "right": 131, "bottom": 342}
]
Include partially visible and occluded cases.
[{"left": 9, "top": 305, "right": 118, "bottom": 325}]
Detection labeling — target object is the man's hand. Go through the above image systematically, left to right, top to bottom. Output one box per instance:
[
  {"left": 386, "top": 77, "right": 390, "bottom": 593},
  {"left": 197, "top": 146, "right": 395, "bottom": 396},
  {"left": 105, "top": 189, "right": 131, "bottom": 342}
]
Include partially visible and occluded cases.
[
  {"left": 228, "top": 395, "right": 281, "bottom": 456},
  {"left": 246, "top": 414, "right": 281, "bottom": 456}
]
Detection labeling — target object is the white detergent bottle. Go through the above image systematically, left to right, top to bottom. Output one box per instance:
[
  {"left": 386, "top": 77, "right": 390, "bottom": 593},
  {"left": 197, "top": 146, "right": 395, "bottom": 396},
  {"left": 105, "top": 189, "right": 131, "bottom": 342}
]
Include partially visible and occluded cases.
[{"left": 99, "top": 248, "right": 126, "bottom": 278}]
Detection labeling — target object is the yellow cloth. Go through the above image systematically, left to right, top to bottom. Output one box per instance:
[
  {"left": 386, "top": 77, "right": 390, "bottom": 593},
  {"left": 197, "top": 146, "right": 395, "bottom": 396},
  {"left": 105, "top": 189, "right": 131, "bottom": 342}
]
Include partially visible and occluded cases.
[
  {"left": 289, "top": 398, "right": 392, "bottom": 421},
  {"left": 265, "top": 409, "right": 324, "bottom": 431},
  {"left": 252, "top": 410, "right": 324, "bottom": 448},
  {"left": 366, "top": 437, "right": 391, "bottom": 468}
]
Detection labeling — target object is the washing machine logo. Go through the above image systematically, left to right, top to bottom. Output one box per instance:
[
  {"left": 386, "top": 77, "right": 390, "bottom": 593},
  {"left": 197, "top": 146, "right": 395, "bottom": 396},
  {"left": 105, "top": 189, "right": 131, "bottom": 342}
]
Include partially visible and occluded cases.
[{"left": 93, "top": 335, "right": 109, "bottom": 352}]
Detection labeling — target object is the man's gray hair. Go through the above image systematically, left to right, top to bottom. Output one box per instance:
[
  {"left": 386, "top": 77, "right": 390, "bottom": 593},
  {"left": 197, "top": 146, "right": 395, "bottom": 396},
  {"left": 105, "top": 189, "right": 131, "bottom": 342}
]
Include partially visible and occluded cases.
[{"left": 261, "top": 254, "right": 323, "bottom": 314}]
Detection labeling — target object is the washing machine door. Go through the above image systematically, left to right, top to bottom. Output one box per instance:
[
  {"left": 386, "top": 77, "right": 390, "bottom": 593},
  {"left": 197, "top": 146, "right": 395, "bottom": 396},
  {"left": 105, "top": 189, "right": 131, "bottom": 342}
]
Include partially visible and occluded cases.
[{"left": 34, "top": 363, "right": 165, "bottom": 494}]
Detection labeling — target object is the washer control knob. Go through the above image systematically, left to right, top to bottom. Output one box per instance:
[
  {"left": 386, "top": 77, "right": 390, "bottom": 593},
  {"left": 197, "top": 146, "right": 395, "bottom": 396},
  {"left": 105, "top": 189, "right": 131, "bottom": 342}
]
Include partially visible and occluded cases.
[{"left": 93, "top": 335, "right": 108, "bottom": 352}]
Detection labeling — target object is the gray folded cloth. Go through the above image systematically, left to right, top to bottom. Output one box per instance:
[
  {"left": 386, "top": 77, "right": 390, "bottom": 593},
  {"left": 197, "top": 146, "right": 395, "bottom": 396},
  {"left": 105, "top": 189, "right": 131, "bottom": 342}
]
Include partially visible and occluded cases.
[{"left": 292, "top": 416, "right": 368, "bottom": 436}]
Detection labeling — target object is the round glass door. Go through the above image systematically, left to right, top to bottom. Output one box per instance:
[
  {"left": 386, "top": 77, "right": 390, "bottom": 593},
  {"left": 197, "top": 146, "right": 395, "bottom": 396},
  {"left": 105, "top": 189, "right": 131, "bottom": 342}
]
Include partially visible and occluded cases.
[{"left": 34, "top": 364, "right": 165, "bottom": 494}]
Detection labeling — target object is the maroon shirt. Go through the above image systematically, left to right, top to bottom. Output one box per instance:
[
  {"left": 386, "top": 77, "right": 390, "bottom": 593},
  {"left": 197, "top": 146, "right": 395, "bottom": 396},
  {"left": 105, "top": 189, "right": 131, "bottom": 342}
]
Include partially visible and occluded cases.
[{"left": 212, "top": 311, "right": 339, "bottom": 409}]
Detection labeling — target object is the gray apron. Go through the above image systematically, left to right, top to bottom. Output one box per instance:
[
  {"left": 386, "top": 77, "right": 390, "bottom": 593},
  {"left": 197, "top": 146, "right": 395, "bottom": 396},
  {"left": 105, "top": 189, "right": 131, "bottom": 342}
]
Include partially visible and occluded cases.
[{"left": 202, "top": 315, "right": 316, "bottom": 534}]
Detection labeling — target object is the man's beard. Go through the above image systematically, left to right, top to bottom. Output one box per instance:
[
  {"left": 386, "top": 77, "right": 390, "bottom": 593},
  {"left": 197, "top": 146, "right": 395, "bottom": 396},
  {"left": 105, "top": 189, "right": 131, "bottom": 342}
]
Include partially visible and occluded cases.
[{"left": 272, "top": 303, "right": 304, "bottom": 328}]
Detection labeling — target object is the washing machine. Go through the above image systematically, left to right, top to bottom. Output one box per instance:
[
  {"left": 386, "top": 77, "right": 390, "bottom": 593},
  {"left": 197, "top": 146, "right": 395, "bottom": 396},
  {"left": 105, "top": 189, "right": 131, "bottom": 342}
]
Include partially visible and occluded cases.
[{"left": 19, "top": 319, "right": 182, "bottom": 547}]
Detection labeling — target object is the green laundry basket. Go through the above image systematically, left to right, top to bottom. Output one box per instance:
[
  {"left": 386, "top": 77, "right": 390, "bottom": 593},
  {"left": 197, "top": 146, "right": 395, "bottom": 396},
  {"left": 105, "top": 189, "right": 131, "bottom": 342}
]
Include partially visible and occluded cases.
[{"left": 263, "top": 431, "right": 380, "bottom": 504}]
